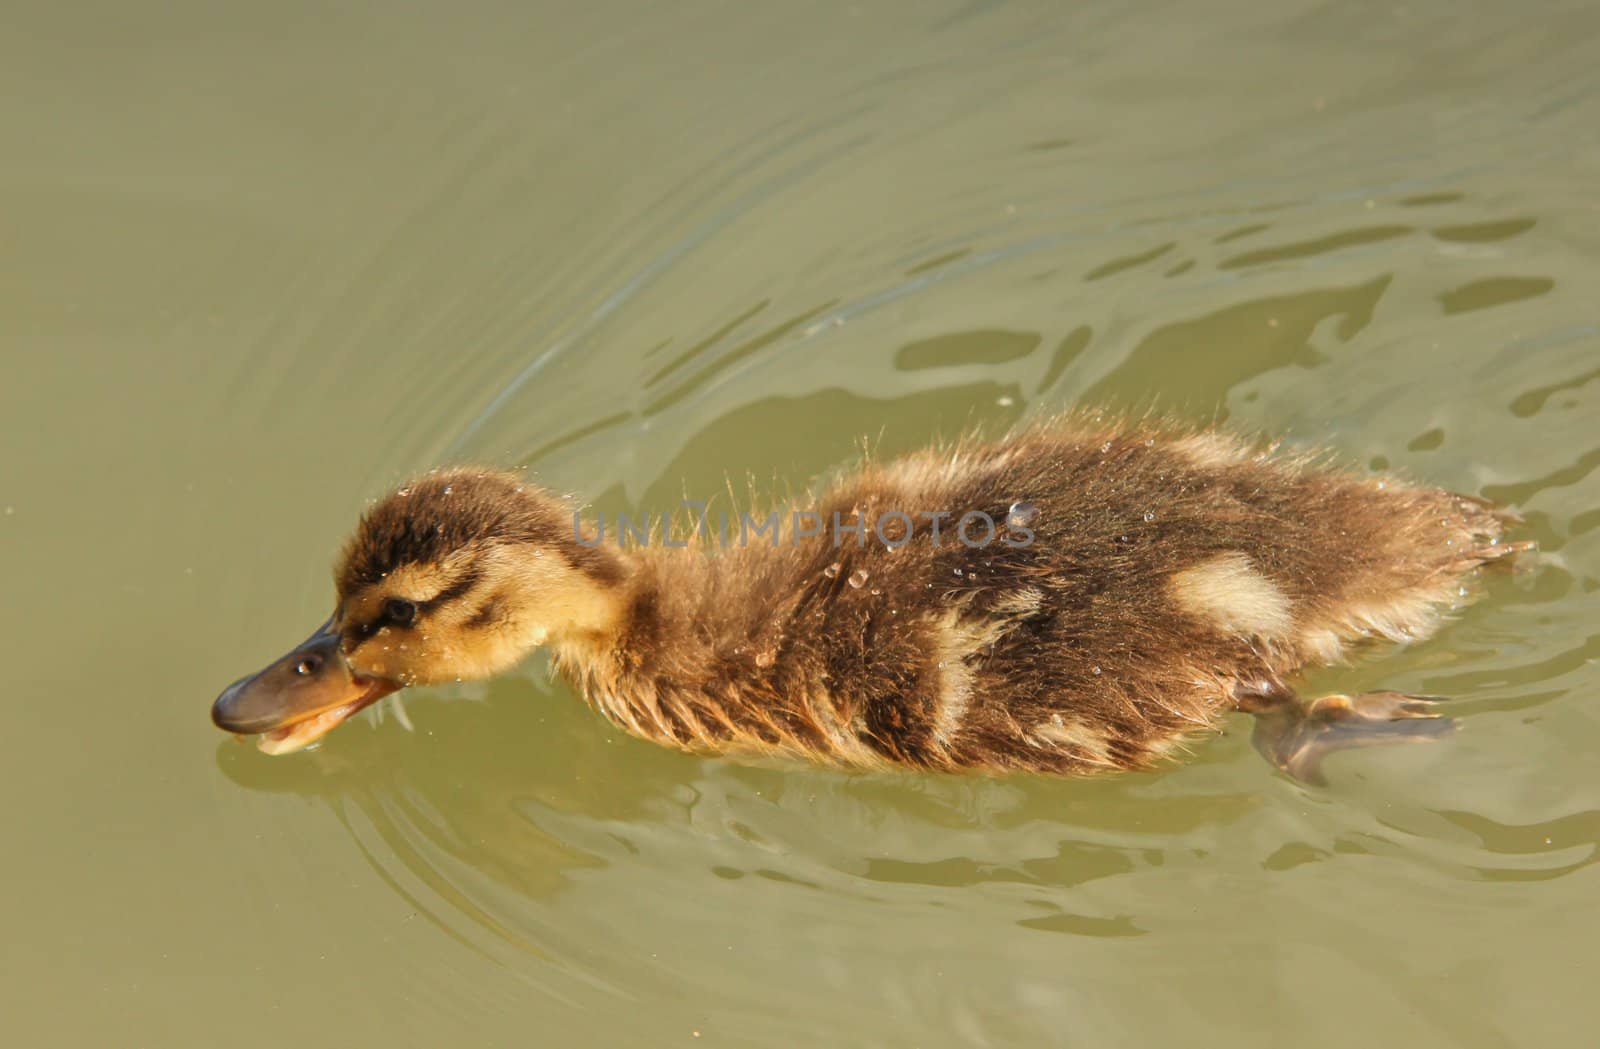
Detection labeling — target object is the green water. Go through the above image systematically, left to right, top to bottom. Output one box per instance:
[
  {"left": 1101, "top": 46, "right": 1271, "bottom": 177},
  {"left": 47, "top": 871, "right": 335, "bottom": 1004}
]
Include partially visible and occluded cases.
[{"left": 3, "top": 1, "right": 1598, "bottom": 1045}]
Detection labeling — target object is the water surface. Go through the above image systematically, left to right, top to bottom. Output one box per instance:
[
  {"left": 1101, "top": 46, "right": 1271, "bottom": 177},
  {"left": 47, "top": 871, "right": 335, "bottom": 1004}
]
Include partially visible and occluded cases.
[{"left": 3, "top": 1, "right": 1598, "bottom": 1045}]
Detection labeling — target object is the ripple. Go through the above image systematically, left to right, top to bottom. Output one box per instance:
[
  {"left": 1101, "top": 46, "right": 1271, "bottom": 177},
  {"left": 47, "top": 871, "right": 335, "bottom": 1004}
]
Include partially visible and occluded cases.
[
  {"left": 180, "top": 1, "right": 1600, "bottom": 1041},
  {"left": 1439, "top": 276, "right": 1556, "bottom": 315}
]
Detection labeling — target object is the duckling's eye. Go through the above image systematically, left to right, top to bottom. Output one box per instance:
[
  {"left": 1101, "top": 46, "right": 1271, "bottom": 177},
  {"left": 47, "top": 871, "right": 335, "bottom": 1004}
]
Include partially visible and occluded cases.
[{"left": 382, "top": 597, "right": 417, "bottom": 627}]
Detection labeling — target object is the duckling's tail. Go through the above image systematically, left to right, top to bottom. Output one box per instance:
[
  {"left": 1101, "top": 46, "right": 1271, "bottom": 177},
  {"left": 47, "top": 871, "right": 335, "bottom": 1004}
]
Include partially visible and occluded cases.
[
  {"left": 1281, "top": 486, "right": 1530, "bottom": 670},
  {"left": 1451, "top": 493, "right": 1535, "bottom": 569}
]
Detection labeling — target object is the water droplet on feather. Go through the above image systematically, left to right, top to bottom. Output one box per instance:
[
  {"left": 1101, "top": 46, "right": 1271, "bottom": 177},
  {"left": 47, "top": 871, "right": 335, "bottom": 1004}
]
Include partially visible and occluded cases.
[{"left": 1007, "top": 501, "right": 1038, "bottom": 528}]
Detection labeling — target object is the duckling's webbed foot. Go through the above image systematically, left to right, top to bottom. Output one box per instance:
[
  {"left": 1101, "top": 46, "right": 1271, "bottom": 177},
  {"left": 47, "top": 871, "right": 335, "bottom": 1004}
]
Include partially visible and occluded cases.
[{"left": 1242, "top": 688, "right": 1455, "bottom": 785}]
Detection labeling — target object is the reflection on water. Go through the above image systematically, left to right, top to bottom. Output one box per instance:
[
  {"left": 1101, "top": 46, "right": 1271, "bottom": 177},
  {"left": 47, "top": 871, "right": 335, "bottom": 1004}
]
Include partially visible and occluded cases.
[{"left": 4, "top": 0, "right": 1600, "bottom": 1045}]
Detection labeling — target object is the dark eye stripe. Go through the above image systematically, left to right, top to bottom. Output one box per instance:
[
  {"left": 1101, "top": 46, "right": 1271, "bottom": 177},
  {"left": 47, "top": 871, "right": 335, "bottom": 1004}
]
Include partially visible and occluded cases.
[
  {"left": 419, "top": 567, "right": 482, "bottom": 614},
  {"left": 346, "top": 568, "right": 483, "bottom": 644},
  {"left": 463, "top": 593, "right": 504, "bottom": 630},
  {"left": 348, "top": 619, "right": 382, "bottom": 644}
]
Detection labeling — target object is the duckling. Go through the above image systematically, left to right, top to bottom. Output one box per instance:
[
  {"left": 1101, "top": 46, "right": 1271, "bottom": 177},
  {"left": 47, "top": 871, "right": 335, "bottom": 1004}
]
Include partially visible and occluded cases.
[{"left": 211, "top": 415, "right": 1527, "bottom": 782}]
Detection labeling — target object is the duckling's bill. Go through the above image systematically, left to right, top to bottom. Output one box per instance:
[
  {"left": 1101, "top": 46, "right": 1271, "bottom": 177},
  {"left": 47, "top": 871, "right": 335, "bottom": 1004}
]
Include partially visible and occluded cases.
[{"left": 211, "top": 620, "right": 398, "bottom": 755}]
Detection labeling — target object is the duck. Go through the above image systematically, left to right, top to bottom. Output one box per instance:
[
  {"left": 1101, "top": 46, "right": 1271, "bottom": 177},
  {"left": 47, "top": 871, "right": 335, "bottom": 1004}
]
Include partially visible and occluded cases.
[{"left": 211, "top": 413, "right": 1528, "bottom": 782}]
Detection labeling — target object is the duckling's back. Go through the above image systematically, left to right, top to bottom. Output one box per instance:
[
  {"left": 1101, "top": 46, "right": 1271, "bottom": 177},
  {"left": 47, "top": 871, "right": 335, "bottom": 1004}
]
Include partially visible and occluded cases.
[{"left": 591, "top": 417, "right": 1518, "bottom": 775}]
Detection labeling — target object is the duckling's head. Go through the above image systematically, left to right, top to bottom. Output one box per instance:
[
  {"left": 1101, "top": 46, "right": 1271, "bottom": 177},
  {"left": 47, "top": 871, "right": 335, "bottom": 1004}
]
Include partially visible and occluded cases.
[{"left": 211, "top": 468, "right": 628, "bottom": 754}]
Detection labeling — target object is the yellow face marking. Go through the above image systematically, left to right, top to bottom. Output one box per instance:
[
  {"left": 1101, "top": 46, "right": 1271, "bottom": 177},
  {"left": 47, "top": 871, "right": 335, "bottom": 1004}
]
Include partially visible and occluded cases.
[{"left": 332, "top": 541, "right": 630, "bottom": 688}]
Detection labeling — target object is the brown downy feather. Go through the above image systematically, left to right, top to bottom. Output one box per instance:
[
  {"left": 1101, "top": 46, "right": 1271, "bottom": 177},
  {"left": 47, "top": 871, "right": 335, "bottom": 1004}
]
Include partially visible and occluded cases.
[{"left": 331, "top": 414, "right": 1525, "bottom": 775}]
